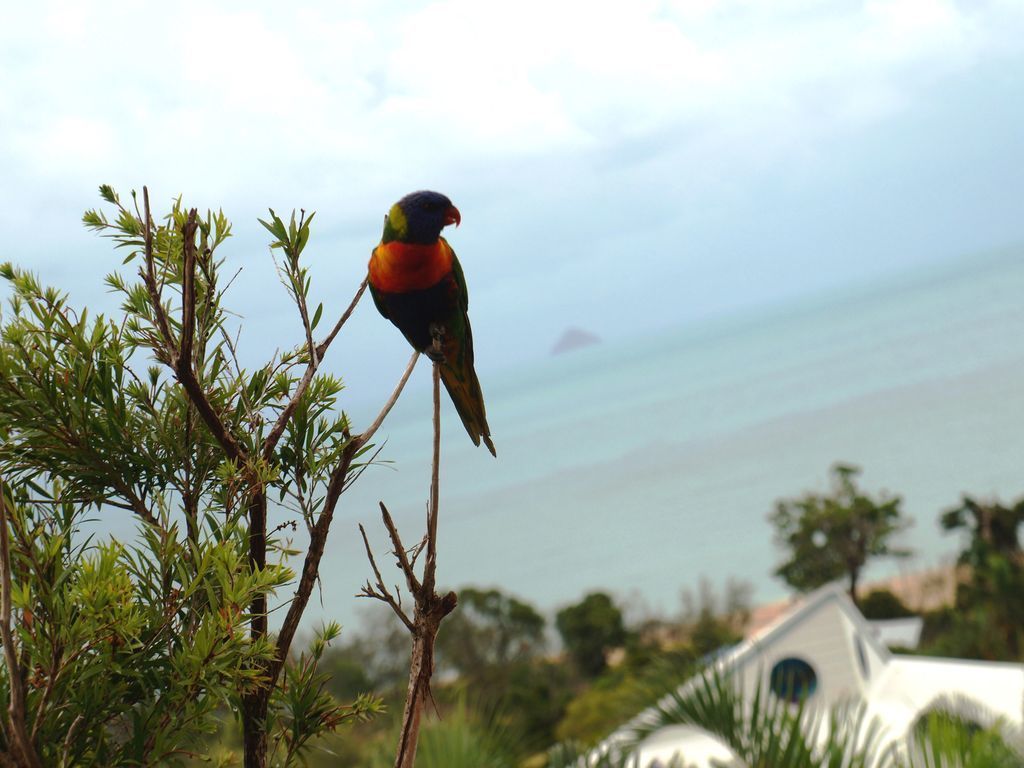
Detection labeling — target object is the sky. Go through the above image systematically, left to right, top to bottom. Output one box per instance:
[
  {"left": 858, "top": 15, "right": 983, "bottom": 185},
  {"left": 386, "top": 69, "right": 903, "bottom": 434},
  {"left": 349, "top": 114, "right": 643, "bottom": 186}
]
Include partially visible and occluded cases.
[{"left": 2, "top": 0, "right": 1024, "bottom": 391}]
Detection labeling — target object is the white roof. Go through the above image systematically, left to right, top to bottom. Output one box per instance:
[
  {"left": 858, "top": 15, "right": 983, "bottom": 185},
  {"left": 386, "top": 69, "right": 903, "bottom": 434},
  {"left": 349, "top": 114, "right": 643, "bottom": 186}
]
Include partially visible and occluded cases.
[
  {"left": 616, "top": 585, "right": 1024, "bottom": 767},
  {"left": 868, "top": 617, "right": 924, "bottom": 649},
  {"left": 865, "top": 655, "right": 1024, "bottom": 738}
]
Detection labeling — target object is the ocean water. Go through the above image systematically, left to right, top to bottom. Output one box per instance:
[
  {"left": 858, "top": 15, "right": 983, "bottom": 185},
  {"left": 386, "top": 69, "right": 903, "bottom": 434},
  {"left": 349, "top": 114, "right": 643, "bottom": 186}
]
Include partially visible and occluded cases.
[{"left": 299, "top": 250, "right": 1024, "bottom": 630}]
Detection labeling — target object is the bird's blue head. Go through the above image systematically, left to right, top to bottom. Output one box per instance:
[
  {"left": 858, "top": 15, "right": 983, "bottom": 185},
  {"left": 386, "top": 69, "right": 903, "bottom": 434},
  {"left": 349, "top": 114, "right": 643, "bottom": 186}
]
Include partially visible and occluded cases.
[{"left": 382, "top": 190, "right": 461, "bottom": 245}]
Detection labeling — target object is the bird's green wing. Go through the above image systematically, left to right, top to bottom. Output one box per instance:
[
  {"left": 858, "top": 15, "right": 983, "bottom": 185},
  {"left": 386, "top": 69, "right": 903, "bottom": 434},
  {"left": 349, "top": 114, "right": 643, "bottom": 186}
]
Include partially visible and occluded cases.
[
  {"left": 447, "top": 240, "right": 469, "bottom": 311},
  {"left": 368, "top": 276, "right": 390, "bottom": 319}
]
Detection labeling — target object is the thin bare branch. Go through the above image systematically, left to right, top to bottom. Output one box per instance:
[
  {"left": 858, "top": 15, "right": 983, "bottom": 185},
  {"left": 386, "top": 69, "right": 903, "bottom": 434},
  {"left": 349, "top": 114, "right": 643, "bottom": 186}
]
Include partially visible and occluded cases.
[
  {"left": 141, "top": 187, "right": 175, "bottom": 356},
  {"left": 262, "top": 276, "right": 370, "bottom": 461},
  {"left": 314, "top": 276, "right": 368, "bottom": 360},
  {"left": 353, "top": 350, "right": 419, "bottom": 451},
  {"left": 423, "top": 353, "right": 442, "bottom": 597},
  {"left": 268, "top": 441, "right": 355, "bottom": 687},
  {"left": 109, "top": 481, "right": 161, "bottom": 529},
  {"left": 379, "top": 502, "right": 421, "bottom": 595},
  {"left": 357, "top": 524, "right": 414, "bottom": 632},
  {"left": 60, "top": 715, "right": 85, "bottom": 768}
]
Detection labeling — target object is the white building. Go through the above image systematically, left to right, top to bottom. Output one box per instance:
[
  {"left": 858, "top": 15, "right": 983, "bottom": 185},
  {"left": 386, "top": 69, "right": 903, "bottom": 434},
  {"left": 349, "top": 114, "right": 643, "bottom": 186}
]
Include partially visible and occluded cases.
[{"left": 618, "top": 585, "right": 1024, "bottom": 767}]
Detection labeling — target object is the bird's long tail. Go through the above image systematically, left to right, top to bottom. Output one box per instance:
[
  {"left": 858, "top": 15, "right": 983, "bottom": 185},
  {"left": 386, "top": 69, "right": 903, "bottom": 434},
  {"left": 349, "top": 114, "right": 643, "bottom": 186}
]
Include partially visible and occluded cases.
[{"left": 439, "top": 360, "right": 496, "bottom": 457}]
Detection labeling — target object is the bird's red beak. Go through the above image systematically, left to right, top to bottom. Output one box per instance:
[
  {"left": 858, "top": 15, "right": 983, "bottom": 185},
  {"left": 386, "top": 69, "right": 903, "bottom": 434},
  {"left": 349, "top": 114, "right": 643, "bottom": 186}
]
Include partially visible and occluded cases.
[{"left": 444, "top": 205, "right": 461, "bottom": 228}]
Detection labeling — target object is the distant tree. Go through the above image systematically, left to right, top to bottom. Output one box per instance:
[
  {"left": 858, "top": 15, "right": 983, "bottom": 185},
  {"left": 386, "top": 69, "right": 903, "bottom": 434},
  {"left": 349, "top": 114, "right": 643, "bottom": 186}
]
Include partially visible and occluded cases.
[
  {"left": 768, "top": 463, "right": 911, "bottom": 607},
  {"left": 936, "top": 495, "right": 1024, "bottom": 660},
  {"left": 941, "top": 495, "right": 1024, "bottom": 565},
  {"left": 680, "top": 577, "right": 752, "bottom": 656},
  {"left": 436, "top": 586, "right": 546, "bottom": 680},
  {"left": 859, "top": 588, "right": 914, "bottom": 620},
  {"left": 556, "top": 593, "right": 627, "bottom": 678},
  {"left": 321, "top": 612, "right": 410, "bottom": 702},
  {"left": 554, "top": 647, "right": 696, "bottom": 748},
  {"left": 501, "top": 658, "right": 577, "bottom": 749}
]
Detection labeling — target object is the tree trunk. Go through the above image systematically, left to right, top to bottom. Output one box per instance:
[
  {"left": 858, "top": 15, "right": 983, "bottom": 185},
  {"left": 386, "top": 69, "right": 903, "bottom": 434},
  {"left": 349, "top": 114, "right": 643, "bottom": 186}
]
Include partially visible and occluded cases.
[
  {"left": 243, "top": 490, "right": 269, "bottom": 768},
  {"left": 848, "top": 568, "right": 860, "bottom": 609},
  {"left": 393, "top": 592, "right": 457, "bottom": 768},
  {"left": 394, "top": 632, "right": 431, "bottom": 768},
  {"left": 242, "top": 692, "right": 269, "bottom": 768}
]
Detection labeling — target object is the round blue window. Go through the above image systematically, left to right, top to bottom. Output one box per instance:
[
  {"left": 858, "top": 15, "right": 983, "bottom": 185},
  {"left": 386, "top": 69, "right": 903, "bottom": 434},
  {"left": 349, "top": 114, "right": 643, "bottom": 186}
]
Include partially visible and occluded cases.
[{"left": 769, "top": 657, "right": 818, "bottom": 702}]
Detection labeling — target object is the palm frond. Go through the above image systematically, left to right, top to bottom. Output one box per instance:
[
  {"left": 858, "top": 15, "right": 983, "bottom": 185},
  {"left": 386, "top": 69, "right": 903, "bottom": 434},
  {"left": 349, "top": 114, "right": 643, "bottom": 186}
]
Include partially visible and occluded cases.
[{"left": 616, "top": 667, "right": 897, "bottom": 768}]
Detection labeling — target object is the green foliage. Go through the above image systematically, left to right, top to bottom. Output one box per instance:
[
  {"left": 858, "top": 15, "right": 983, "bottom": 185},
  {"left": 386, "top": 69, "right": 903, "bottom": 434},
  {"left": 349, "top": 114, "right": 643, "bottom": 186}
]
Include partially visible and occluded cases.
[
  {"left": 0, "top": 187, "right": 382, "bottom": 765},
  {"left": 769, "top": 463, "right": 911, "bottom": 603},
  {"left": 0, "top": 479, "right": 279, "bottom": 765},
  {"left": 937, "top": 496, "right": 1024, "bottom": 661},
  {"left": 942, "top": 496, "right": 1024, "bottom": 565},
  {"left": 679, "top": 578, "right": 752, "bottom": 657},
  {"left": 436, "top": 586, "right": 546, "bottom": 679},
  {"left": 432, "top": 587, "right": 564, "bottom": 752},
  {"left": 859, "top": 589, "right": 914, "bottom": 620},
  {"left": 556, "top": 593, "right": 627, "bottom": 678},
  {"left": 320, "top": 611, "right": 414, "bottom": 701},
  {"left": 269, "top": 623, "right": 384, "bottom": 766},
  {"left": 554, "top": 649, "right": 695, "bottom": 748},
  {"left": 498, "top": 659, "right": 577, "bottom": 750},
  {"left": 627, "top": 669, "right": 902, "bottom": 768},
  {"left": 555, "top": 677, "right": 645, "bottom": 747},
  {"left": 365, "top": 695, "right": 523, "bottom": 768},
  {"left": 910, "top": 706, "right": 1024, "bottom": 768},
  {"left": 546, "top": 740, "right": 690, "bottom": 768}
]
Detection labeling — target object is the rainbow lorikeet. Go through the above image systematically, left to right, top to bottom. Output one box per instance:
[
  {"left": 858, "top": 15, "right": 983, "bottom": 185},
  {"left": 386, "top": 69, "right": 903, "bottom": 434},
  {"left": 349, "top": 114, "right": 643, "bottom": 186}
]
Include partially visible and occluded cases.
[{"left": 368, "top": 190, "right": 496, "bottom": 456}]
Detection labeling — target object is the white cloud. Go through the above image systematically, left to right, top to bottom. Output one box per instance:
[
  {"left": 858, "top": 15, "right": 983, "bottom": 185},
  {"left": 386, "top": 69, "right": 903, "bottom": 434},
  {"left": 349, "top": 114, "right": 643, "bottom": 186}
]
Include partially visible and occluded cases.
[
  {"left": 1, "top": 0, "right": 1023, "bottom": 349},
  {"left": 2, "top": 0, "right": 1017, "bottom": 198}
]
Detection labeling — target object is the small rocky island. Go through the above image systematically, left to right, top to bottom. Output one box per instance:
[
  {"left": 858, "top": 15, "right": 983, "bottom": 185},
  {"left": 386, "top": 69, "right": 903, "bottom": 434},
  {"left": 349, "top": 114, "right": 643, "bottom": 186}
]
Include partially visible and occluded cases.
[{"left": 551, "top": 327, "right": 601, "bottom": 355}]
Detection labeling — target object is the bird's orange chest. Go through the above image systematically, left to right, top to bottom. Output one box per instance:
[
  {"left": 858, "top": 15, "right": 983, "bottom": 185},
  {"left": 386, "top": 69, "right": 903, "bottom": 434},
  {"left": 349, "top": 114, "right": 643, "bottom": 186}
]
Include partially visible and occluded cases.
[{"left": 369, "top": 239, "right": 453, "bottom": 293}]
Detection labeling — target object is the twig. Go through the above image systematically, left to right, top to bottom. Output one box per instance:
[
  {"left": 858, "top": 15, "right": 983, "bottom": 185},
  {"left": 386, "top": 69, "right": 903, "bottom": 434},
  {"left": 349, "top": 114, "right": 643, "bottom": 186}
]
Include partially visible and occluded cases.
[
  {"left": 141, "top": 187, "right": 175, "bottom": 358},
  {"left": 140, "top": 191, "right": 245, "bottom": 465},
  {"left": 286, "top": 225, "right": 318, "bottom": 370},
  {"left": 262, "top": 277, "right": 371, "bottom": 462},
  {"left": 314, "top": 277, "right": 368, "bottom": 360},
  {"left": 173, "top": 335, "right": 246, "bottom": 465},
  {"left": 423, "top": 347, "right": 442, "bottom": 597},
  {"left": 353, "top": 350, "right": 419, "bottom": 451},
  {"left": 0, "top": 480, "right": 42, "bottom": 768},
  {"left": 110, "top": 481, "right": 160, "bottom": 529},
  {"left": 379, "top": 502, "right": 421, "bottom": 594},
  {"left": 357, "top": 523, "right": 413, "bottom": 632},
  {"left": 60, "top": 715, "right": 85, "bottom": 768}
]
